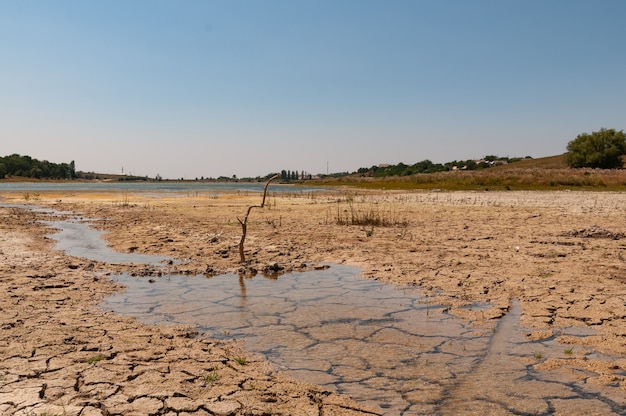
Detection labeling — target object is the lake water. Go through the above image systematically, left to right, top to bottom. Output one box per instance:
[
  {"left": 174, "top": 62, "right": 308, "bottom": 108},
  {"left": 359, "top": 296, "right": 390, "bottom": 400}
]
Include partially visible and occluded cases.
[{"left": 0, "top": 181, "right": 322, "bottom": 194}]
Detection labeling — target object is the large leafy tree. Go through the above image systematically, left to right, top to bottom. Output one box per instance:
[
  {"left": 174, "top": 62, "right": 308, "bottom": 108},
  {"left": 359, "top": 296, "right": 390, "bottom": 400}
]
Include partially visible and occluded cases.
[{"left": 566, "top": 128, "right": 626, "bottom": 169}]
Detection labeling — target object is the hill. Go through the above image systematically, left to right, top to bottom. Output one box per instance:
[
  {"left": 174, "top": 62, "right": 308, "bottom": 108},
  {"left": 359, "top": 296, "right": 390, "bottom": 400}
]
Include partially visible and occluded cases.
[
  {"left": 311, "top": 154, "right": 626, "bottom": 191},
  {"left": 492, "top": 154, "right": 568, "bottom": 170}
]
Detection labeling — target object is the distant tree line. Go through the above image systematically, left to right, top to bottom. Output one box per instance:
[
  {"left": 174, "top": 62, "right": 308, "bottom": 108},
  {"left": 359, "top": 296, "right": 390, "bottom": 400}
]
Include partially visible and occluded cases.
[
  {"left": 11, "top": 128, "right": 624, "bottom": 183},
  {"left": 0, "top": 154, "right": 76, "bottom": 179},
  {"left": 355, "top": 155, "right": 526, "bottom": 178},
  {"left": 273, "top": 157, "right": 528, "bottom": 182},
  {"left": 280, "top": 170, "right": 312, "bottom": 181}
]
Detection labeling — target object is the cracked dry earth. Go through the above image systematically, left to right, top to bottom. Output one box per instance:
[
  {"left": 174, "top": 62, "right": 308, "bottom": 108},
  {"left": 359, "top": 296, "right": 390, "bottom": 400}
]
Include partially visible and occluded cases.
[
  {"left": 2, "top": 188, "right": 626, "bottom": 415},
  {"left": 0, "top": 204, "right": 376, "bottom": 416}
]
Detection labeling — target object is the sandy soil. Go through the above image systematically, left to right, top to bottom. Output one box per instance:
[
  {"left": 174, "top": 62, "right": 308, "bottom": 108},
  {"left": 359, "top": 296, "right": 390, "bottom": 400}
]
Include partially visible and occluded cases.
[{"left": 1, "top": 188, "right": 626, "bottom": 414}]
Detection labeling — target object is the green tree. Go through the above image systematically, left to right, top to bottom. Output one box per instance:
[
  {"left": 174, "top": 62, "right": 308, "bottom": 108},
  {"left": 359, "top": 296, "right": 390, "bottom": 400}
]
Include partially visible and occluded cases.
[
  {"left": 566, "top": 128, "right": 626, "bottom": 169},
  {"left": 69, "top": 160, "right": 76, "bottom": 178},
  {"left": 30, "top": 167, "right": 43, "bottom": 178}
]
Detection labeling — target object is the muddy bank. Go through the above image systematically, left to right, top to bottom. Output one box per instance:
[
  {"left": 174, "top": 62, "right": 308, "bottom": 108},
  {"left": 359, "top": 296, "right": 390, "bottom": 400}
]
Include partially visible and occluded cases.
[{"left": 1, "top": 189, "right": 626, "bottom": 414}]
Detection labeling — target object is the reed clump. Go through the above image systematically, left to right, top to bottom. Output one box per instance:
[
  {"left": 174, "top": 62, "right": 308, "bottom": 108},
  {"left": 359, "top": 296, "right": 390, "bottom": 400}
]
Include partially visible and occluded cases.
[{"left": 335, "top": 197, "right": 408, "bottom": 227}]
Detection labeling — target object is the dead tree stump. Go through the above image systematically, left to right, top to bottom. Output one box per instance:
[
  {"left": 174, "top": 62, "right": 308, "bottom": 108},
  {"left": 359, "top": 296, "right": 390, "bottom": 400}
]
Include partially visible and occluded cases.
[{"left": 237, "top": 174, "right": 279, "bottom": 263}]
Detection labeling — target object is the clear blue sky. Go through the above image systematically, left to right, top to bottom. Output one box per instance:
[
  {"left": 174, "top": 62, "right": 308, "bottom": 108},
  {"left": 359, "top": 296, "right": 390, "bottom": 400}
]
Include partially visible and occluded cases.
[{"left": 2, "top": 1, "right": 625, "bottom": 179}]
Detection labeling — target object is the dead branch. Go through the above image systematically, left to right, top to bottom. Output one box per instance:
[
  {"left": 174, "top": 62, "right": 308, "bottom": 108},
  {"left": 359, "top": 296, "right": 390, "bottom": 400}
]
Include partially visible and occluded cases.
[{"left": 237, "top": 174, "right": 279, "bottom": 263}]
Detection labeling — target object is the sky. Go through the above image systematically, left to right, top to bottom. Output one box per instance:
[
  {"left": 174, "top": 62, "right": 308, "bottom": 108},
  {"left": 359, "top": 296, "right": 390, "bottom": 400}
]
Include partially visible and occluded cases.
[{"left": 2, "top": 1, "right": 626, "bottom": 179}]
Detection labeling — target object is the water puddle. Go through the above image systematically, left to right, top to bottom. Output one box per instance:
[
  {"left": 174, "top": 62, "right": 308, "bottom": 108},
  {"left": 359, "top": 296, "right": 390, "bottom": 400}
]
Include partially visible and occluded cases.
[
  {"left": 0, "top": 202, "right": 173, "bottom": 265},
  {"left": 42, "top": 219, "right": 172, "bottom": 265},
  {"left": 100, "top": 271, "right": 626, "bottom": 415},
  {"left": 437, "top": 300, "right": 624, "bottom": 414}
]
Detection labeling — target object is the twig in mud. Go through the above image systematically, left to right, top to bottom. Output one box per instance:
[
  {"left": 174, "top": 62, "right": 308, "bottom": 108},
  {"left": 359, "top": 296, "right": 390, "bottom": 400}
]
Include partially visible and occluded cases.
[{"left": 237, "top": 174, "right": 279, "bottom": 263}]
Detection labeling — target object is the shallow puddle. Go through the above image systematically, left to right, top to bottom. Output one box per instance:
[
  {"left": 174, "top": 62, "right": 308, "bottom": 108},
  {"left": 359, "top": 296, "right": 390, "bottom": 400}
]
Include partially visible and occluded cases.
[
  {"left": 1, "top": 202, "right": 173, "bottom": 265},
  {"left": 43, "top": 219, "right": 172, "bottom": 265},
  {"left": 100, "top": 269, "right": 626, "bottom": 415}
]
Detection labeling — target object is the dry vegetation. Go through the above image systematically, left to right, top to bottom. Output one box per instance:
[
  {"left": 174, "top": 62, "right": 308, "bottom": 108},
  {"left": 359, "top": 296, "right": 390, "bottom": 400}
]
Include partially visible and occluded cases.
[{"left": 312, "top": 155, "right": 626, "bottom": 191}]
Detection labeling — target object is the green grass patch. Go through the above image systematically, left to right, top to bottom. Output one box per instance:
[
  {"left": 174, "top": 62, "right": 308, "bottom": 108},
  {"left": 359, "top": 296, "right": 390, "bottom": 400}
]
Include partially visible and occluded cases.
[
  {"left": 86, "top": 354, "right": 105, "bottom": 364},
  {"left": 203, "top": 368, "right": 219, "bottom": 383}
]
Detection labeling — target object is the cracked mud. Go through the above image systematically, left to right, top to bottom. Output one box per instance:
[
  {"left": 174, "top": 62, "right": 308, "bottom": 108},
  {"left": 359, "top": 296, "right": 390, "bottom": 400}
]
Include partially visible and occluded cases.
[{"left": 1, "top": 189, "right": 626, "bottom": 415}]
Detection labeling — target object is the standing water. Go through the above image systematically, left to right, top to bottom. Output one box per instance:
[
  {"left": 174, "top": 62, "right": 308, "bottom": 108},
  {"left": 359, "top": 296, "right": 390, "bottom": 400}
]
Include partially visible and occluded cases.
[
  {"left": 43, "top": 219, "right": 173, "bottom": 265},
  {"left": 100, "top": 269, "right": 626, "bottom": 415}
]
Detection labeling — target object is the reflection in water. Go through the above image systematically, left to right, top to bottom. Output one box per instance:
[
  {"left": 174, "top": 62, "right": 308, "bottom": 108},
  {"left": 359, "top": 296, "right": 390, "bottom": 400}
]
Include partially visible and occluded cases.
[
  {"left": 100, "top": 268, "right": 626, "bottom": 415},
  {"left": 238, "top": 275, "right": 247, "bottom": 300}
]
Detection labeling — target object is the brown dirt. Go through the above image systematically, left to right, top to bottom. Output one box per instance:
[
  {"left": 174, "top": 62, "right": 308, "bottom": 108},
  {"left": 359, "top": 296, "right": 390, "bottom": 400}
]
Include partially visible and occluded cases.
[{"left": 2, "top": 188, "right": 626, "bottom": 414}]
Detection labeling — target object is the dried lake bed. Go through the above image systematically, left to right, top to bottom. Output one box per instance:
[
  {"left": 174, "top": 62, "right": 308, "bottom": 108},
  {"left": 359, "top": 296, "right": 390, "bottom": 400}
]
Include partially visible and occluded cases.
[{"left": 1, "top": 187, "right": 626, "bottom": 414}]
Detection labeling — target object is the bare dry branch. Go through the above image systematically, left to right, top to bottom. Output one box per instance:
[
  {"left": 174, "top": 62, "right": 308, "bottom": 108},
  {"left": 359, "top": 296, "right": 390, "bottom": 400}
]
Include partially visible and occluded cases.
[{"left": 238, "top": 174, "right": 279, "bottom": 263}]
